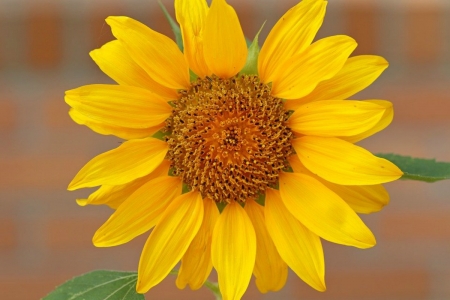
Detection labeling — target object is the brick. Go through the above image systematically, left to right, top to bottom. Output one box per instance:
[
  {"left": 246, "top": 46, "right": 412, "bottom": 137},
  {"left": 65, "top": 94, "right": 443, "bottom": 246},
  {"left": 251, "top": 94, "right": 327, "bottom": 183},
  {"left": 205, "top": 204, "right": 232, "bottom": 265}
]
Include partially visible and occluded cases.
[
  {"left": 229, "top": 1, "right": 259, "bottom": 36},
  {"left": 89, "top": 2, "right": 125, "bottom": 49},
  {"left": 147, "top": 2, "right": 177, "bottom": 40},
  {"left": 343, "top": 2, "right": 379, "bottom": 55},
  {"left": 25, "top": 5, "right": 63, "bottom": 69},
  {"left": 405, "top": 6, "right": 443, "bottom": 64},
  {"left": 382, "top": 84, "right": 450, "bottom": 122},
  {"left": 44, "top": 93, "right": 76, "bottom": 128},
  {"left": 0, "top": 99, "right": 17, "bottom": 131},
  {"left": 0, "top": 156, "right": 90, "bottom": 190},
  {"left": 381, "top": 211, "right": 450, "bottom": 240},
  {"left": 44, "top": 215, "right": 147, "bottom": 253},
  {"left": 44, "top": 217, "right": 104, "bottom": 250},
  {"left": 0, "top": 218, "right": 17, "bottom": 251},
  {"left": 291, "top": 269, "right": 429, "bottom": 299},
  {"left": 146, "top": 272, "right": 263, "bottom": 300},
  {"left": 0, "top": 274, "right": 76, "bottom": 300},
  {"left": 145, "top": 277, "right": 213, "bottom": 300}
]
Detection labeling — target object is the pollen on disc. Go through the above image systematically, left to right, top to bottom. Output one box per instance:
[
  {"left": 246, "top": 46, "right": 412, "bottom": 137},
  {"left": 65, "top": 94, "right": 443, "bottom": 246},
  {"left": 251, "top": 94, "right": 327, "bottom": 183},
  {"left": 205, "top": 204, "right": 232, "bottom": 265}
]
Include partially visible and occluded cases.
[{"left": 165, "top": 75, "right": 293, "bottom": 203}]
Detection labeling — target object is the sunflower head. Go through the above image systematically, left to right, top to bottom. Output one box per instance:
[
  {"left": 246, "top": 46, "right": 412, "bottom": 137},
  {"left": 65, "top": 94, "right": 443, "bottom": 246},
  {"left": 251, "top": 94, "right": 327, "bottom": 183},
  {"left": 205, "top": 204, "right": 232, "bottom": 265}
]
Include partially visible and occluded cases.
[
  {"left": 66, "top": 0, "right": 403, "bottom": 299},
  {"left": 166, "top": 74, "right": 293, "bottom": 203}
]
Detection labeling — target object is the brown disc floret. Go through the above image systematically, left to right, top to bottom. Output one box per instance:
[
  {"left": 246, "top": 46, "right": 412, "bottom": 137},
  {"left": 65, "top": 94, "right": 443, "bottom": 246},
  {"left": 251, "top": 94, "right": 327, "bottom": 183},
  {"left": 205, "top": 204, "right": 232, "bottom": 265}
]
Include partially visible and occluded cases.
[{"left": 165, "top": 75, "right": 293, "bottom": 203}]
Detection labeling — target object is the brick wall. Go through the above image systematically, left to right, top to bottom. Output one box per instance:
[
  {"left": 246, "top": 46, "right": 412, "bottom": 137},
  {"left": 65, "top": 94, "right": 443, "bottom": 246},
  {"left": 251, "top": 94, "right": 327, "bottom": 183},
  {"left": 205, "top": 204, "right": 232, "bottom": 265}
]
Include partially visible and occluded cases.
[{"left": 0, "top": 0, "right": 449, "bottom": 299}]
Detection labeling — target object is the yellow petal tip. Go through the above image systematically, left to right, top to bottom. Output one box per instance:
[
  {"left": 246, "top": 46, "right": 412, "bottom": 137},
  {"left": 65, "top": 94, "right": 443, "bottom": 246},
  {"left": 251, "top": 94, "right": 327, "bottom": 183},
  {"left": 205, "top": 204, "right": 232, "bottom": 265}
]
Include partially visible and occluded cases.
[
  {"left": 67, "top": 180, "right": 79, "bottom": 191},
  {"left": 75, "top": 199, "right": 88, "bottom": 206},
  {"left": 92, "top": 228, "right": 112, "bottom": 248},
  {"left": 358, "top": 233, "right": 377, "bottom": 249},
  {"left": 175, "top": 277, "right": 187, "bottom": 290},
  {"left": 135, "top": 280, "right": 148, "bottom": 294},
  {"left": 317, "top": 283, "right": 327, "bottom": 292}
]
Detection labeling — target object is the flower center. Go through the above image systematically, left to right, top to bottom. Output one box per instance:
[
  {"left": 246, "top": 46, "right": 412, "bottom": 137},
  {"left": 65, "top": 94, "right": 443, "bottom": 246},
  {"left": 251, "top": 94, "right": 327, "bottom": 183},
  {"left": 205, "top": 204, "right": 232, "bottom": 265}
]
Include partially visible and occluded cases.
[{"left": 165, "top": 75, "right": 293, "bottom": 203}]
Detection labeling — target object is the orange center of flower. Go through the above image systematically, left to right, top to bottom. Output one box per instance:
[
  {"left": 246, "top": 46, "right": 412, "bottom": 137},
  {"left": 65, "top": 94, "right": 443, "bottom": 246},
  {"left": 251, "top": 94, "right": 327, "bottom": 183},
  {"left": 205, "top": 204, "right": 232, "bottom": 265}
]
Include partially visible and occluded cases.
[{"left": 165, "top": 75, "right": 293, "bottom": 203}]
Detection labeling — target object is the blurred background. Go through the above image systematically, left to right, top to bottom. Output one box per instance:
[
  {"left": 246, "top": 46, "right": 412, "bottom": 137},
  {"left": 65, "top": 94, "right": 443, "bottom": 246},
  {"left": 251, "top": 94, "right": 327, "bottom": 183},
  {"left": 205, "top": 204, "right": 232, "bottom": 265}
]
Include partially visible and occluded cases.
[{"left": 0, "top": 0, "right": 449, "bottom": 299}]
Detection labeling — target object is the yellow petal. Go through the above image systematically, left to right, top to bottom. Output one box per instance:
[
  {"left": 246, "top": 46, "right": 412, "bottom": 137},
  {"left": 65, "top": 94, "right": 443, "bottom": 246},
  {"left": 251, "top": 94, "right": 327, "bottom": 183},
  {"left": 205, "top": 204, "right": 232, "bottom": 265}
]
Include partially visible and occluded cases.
[
  {"left": 175, "top": 0, "right": 211, "bottom": 78},
  {"left": 203, "top": 0, "right": 247, "bottom": 78},
  {"left": 258, "top": 0, "right": 327, "bottom": 83},
  {"left": 106, "top": 16, "right": 190, "bottom": 90},
  {"left": 271, "top": 35, "right": 357, "bottom": 100},
  {"left": 89, "top": 40, "right": 178, "bottom": 100},
  {"left": 285, "top": 55, "right": 389, "bottom": 110},
  {"left": 65, "top": 84, "right": 171, "bottom": 129},
  {"left": 288, "top": 100, "right": 385, "bottom": 137},
  {"left": 340, "top": 100, "right": 394, "bottom": 143},
  {"left": 69, "top": 108, "right": 163, "bottom": 140},
  {"left": 293, "top": 136, "right": 403, "bottom": 185},
  {"left": 68, "top": 138, "right": 168, "bottom": 190},
  {"left": 288, "top": 155, "right": 389, "bottom": 214},
  {"left": 77, "top": 160, "right": 171, "bottom": 209},
  {"left": 279, "top": 172, "right": 376, "bottom": 248},
  {"left": 93, "top": 176, "right": 182, "bottom": 247},
  {"left": 324, "top": 184, "right": 390, "bottom": 214},
  {"left": 265, "top": 188, "right": 325, "bottom": 291},
  {"left": 137, "top": 191, "right": 204, "bottom": 293},
  {"left": 176, "top": 198, "right": 219, "bottom": 290},
  {"left": 244, "top": 198, "right": 288, "bottom": 293},
  {"left": 211, "top": 201, "right": 256, "bottom": 300}
]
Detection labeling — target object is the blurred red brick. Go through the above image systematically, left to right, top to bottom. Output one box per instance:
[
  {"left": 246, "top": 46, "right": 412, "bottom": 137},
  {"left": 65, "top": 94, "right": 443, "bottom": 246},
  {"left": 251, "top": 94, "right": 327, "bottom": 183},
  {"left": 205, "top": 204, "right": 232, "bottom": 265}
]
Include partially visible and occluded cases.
[
  {"left": 1, "top": 1, "right": 450, "bottom": 299},
  {"left": 231, "top": 2, "right": 258, "bottom": 37},
  {"left": 343, "top": 2, "right": 379, "bottom": 55},
  {"left": 89, "top": 3, "right": 125, "bottom": 49},
  {"left": 148, "top": 3, "right": 177, "bottom": 40},
  {"left": 26, "top": 5, "right": 63, "bottom": 69},
  {"left": 406, "top": 6, "right": 443, "bottom": 64},
  {"left": 383, "top": 84, "right": 450, "bottom": 122},
  {"left": 44, "top": 94, "right": 74, "bottom": 128},
  {"left": 0, "top": 99, "right": 17, "bottom": 131},
  {"left": 0, "top": 156, "right": 89, "bottom": 190},
  {"left": 381, "top": 210, "right": 450, "bottom": 240},
  {"left": 45, "top": 217, "right": 103, "bottom": 250},
  {"left": 0, "top": 219, "right": 17, "bottom": 251},
  {"left": 292, "top": 269, "right": 429, "bottom": 299},
  {"left": 0, "top": 274, "right": 75, "bottom": 300},
  {"left": 145, "top": 274, "right": 263, "bottom": 300},
  {"left": 145, "top": 278, "right": 213, "bottom": 300}
]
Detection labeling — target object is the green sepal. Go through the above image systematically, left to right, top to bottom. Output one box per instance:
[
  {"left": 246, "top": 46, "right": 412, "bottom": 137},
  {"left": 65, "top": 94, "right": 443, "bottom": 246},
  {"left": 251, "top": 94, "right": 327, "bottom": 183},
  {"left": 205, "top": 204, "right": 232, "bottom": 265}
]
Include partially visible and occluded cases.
[
  {"left": 158, "top": 0, "right": 183, "bottom": 52},
  {"left": 240, "top": 22, "right": 265, "bottom": 76},
  {"left": 245, "top": 38, "right": 252, "bottom": 48},
  {"left": 190, "top": 69, "right": 198, "bottom": 82},
  {"left": 152, "top": 129, "right": 170, "bottom": 141},
  {"left": 377, "top": 153, "right": 450, "bottom": 182},
  {"left": 182, "top": 183, "right": 191, "bottom": 194},
  {"left": 255, "top": 193, "right": 266, "bottom": 206},
  {"left": 216, "top": 202, "right": 227, "bottom": 213},
  {"left": 43, "top": 270, "right": 143, "bottom": 300}
]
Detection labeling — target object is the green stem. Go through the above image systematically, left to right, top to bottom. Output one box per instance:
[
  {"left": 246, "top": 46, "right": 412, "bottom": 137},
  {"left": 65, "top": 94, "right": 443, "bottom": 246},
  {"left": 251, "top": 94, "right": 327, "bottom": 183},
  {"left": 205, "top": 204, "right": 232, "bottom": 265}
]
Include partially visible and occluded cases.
[
  {"left": 169, "top": 269, "right": 222, "bottom": 299},
  {"left": 203, "top": 280, "right": 222, "bottom": 300}
]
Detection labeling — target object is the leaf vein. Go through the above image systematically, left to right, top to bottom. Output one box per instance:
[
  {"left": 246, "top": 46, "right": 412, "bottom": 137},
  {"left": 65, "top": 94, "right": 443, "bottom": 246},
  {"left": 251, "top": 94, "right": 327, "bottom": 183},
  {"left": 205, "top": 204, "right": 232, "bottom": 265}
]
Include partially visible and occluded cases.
[{"left": 68, "top": 274, "right": 137, "bottom": 300}]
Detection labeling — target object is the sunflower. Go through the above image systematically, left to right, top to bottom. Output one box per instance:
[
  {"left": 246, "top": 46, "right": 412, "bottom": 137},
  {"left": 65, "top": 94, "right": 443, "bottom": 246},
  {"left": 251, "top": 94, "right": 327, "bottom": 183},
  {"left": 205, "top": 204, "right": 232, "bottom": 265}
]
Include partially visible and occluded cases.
[{"left": 66, "top": 0, "right": 403, "bottom": 298}]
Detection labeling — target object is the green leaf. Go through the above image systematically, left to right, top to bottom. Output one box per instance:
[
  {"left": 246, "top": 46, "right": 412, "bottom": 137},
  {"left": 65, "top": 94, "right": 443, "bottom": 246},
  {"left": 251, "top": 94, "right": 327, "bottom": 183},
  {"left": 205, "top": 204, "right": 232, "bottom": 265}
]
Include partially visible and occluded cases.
[
  {"left": 158, "top": 0, "right": 183, "bottom": 52},
  {"left": 240, "top": 22, "right": 265, "bottom": 76},
  {"left": 377, "top": 154, "right": 450, "bottom": 182},
  {"left": 43, "top": 270, "right": 143, "bottom": 300}
]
